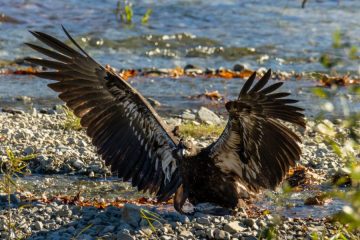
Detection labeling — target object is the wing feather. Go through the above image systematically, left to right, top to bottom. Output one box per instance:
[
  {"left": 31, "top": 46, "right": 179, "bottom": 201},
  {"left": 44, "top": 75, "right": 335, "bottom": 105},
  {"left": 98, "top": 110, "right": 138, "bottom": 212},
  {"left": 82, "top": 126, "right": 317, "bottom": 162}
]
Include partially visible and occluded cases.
[
  {"left": 26, "top": 27, "right": 181, "bottom": 200},
  {"left": 205, "top": 69, "right": 305, "bottom": 193}
]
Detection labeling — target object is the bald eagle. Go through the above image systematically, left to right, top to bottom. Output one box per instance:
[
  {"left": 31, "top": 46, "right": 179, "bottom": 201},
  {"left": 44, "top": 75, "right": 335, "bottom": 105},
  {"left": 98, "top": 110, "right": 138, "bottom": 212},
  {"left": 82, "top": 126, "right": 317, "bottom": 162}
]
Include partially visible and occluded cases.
[{"left": 26, "top": 27, "right": 305, "bottom": 214}]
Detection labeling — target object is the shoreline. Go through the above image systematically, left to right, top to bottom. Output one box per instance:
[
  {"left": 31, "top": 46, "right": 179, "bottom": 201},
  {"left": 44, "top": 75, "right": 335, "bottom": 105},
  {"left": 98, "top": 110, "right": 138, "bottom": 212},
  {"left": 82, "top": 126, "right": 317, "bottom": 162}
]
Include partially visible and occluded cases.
[{"left": 0, "top": 109, "right": 358, "bottom": 239}]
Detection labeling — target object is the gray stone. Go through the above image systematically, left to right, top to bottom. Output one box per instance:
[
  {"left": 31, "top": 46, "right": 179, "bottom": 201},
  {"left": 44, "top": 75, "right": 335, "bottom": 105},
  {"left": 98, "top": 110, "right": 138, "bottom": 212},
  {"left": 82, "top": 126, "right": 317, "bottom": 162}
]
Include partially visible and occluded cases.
[
  {"left": 233, "top": 63, "right": 246, "bottom": 72},
  {"left": 197, "top": 107, "right": 221, "bottom": 125},
  {"left": 181, "top": 111, "right": 196, "bottom": 120},
  {"left": 23, "top": 146, "right": 35, "bottom": 155},
  {"left": 71, "top": 159, "right": 85, "bottom": 170},
  {"left": 122, "top": 203, "right": 142, "bottom": 228},
  {"left": 58, "top": 205, "right": 72, "bottom": 218},
  {"left": 196, "top": 216, "right": 211, "bottom": 225},
  {"left": 243, "top": 218, "right": 255, "bottom": 227},
  {"left": 34, "top": 221, "right": 43, "bottom": 231},
  {"left": 223, "top": 221, "right": 247, "bottom": 233},
  {"left": 206, "top": 228, "right": 215, "bottom": 238},
  {"left": 195, "top": 229, "right": 206, "bottom": 237},
  {"left": 214, "top": 229, "right": 230, "bottom": 239},
  {"left": 180, "top": 230, "right": 193, "bottom": 238},
  {"left": 160, "top": 236, "right": 173, "bottom": 240},
  {"left": 243, "top": 236, "right": 257, "bottom": 240}
]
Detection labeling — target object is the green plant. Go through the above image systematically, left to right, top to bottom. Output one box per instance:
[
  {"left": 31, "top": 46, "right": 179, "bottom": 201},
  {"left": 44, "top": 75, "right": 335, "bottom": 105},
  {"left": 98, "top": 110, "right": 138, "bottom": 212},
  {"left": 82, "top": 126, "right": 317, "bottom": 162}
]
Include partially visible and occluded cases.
[
  {"left": 114, "top": 0, "right": 152, "bottom": 25},
  {"left": 114, "top": 0, "right": 133, "bottom": 24},
  {"left": 141, "top": 9, "right": 152, "bottom": 24},
  {"left": 332, "top": 29, "right": 342, "bottom": 49},
  {"left": 313, "top": 88, "right": 360, "bottom": 234},
  {"left": 62, "top": 105, "right": 82, "bottom": 131},
  {"left": 179, "top": 122, "right": 224, "bottom": 138},
  {"left": 0, "top": 148, "right": 35, "bottom": 239},
  {"left": 139, "top": 208, "right": 163, "bottom": 236},
  {"left": 72, "top": 223, "right": 93, "bottom": 240}
]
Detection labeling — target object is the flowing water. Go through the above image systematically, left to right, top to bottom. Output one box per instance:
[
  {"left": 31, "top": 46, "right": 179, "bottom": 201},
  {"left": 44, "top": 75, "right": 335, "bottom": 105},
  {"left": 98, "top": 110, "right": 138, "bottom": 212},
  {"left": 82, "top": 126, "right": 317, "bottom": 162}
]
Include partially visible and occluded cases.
[{"left": 1, "top": 0, "right": 359, "bottom": 218}]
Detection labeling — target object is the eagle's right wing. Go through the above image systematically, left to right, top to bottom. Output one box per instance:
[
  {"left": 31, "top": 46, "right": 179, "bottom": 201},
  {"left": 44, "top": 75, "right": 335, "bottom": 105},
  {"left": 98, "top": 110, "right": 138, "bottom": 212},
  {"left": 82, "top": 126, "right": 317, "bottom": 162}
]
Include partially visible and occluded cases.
[
  {"left": 25, "top": 26, "right": 181, "bottom": 201},
  {"left": 203, "top": 69, "right": 305, "bottom": 194}
]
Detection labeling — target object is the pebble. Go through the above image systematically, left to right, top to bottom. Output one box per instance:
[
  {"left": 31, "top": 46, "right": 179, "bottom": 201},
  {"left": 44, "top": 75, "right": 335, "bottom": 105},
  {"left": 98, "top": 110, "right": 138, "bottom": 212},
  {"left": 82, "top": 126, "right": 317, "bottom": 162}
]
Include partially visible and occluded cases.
[
  {"left": 34, "top": 221, "right": 43, "bottom": 231},
  {"left": 223, "top": 221, "right": 247, "bottom": 233}
]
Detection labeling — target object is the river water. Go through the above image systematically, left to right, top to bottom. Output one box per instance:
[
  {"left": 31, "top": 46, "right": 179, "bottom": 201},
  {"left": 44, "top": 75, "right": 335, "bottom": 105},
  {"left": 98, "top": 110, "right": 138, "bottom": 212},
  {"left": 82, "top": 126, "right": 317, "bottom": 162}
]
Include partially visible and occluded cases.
[{"left": 0, "top": 0, "right": 359, "bottom": 117}]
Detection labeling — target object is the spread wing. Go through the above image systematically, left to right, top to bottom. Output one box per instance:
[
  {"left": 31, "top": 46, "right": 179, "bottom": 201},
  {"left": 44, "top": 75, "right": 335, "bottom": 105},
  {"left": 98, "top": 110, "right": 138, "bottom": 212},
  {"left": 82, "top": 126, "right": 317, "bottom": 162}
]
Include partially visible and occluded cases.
[
  {"left": 25, "top": 26, "right": 181, "bottom": 200},
  {"left": 205, "top": 69, "right": 305, "bottom": 193}
]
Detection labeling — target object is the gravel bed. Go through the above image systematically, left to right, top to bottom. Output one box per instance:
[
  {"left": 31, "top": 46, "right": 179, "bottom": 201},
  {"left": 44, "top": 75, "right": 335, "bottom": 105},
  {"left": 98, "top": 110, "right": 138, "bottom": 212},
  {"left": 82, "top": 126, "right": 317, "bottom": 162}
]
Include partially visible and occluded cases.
[{"left": 0, "top": 109, "right": 357, "bottom": 239}]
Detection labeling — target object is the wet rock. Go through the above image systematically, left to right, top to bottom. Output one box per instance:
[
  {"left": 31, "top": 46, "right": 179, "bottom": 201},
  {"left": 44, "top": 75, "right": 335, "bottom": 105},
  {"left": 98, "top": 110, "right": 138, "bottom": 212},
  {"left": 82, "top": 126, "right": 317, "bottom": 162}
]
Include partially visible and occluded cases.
[
  {"left": 0, "top": 13, "right": 22, "bottom": 24},
  {"left": 184, "top": 64, "right": 203, "bottom": 75},
  {"left": 233, "top": 64, "right": 246, "bottom": 72},
  {"left": 16, "top": 96, "right": 32, "bottom": 103},
  {"left": 197, "top": 107, "right": 221, "bottom": 125},
  {"left": 1, "top": 108, "right": 24, "bottom": 114}
]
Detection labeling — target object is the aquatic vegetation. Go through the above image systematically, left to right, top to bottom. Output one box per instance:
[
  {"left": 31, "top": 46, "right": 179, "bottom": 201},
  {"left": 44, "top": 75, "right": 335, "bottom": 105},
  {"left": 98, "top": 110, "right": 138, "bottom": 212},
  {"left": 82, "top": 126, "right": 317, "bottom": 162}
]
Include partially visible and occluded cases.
[
  {"left": 114, "top": 0, "right": 152, "bottom": 25},
  {"left": 114, "top": 0, "right": 133, "bottom": 24},
  {"left": 141, "top": 9, "right": 152, "bottom": 24}
]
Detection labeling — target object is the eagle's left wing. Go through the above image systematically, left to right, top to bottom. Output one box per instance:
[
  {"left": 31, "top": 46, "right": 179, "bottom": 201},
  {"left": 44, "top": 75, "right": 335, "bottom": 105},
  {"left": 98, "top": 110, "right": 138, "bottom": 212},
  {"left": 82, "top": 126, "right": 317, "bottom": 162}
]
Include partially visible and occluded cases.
[{"left": 203, "top": 69, "right": 305, "bottom": 194}]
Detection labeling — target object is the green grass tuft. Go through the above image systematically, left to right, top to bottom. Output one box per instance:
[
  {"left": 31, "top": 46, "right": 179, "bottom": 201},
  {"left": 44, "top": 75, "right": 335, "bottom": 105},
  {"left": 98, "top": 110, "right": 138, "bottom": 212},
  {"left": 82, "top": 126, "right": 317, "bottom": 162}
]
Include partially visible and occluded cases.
[
  {"left": 62, "top": 106, "right": 82, "bottom": 131},
  {"left": 179, "top": 122, "right": 224, "bottom": 138}
]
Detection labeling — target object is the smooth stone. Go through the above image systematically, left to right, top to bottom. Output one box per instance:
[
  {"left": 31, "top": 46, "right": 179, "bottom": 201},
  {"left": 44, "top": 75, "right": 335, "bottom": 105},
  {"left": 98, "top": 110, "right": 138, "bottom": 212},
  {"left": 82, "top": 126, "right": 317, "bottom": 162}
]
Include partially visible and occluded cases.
[
  {"left": 197, "top": 107, "right": 221, "bottom": 125},
  {"left": 122, "top": 204, "right": 142, "bottom": 228},
  {"left": 34, "top": 221, "right": 43, "bottom": 231},
  {"left": 223, "top": 221, "right": 247, "bottom": 233}
]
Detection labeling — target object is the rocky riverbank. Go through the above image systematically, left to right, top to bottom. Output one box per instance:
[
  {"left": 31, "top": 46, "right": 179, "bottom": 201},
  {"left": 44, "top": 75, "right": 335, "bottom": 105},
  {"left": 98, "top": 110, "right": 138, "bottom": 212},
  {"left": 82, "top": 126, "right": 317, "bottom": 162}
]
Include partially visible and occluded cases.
[{"left": 0, "top": 109, "right": 358, "bottom": 239}]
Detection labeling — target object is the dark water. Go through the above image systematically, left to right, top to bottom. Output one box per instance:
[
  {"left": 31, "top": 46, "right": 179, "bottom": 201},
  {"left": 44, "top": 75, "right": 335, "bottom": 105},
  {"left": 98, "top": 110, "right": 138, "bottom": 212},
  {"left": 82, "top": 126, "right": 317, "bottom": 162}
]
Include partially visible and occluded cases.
[{"left": 0, "top": 0, "right": 359, "bottom": 116}]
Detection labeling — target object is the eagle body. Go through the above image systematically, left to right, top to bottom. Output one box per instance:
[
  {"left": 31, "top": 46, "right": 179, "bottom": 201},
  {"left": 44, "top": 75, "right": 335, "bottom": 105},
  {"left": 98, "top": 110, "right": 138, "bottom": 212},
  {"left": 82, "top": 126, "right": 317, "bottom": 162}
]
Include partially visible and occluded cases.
[
  {"left": 26, "top": 27, "right": 305, "bottom": 214},
  {"left": 180, "top": 149, "right": 241, "bottom": 209}
]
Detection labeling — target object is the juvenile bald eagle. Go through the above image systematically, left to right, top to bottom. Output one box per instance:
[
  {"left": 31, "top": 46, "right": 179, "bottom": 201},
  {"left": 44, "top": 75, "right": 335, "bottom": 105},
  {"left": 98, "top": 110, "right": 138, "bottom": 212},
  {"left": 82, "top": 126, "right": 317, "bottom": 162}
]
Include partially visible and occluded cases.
[{"left": 26, "top": 27, "right": 305, "bottom": 214}]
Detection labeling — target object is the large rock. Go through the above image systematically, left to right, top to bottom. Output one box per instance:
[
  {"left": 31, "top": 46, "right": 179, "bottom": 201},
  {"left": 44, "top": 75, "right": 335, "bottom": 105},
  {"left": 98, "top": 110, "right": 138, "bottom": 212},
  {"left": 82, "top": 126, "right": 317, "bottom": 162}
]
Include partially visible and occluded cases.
[
  {"left": 197, "top": 107, "right": 221, "bottom": 125},
  {"left": 122, "top": 204, "right": 142, "bottom": 228},
  {"left": 223, "top": 221, "right": 247, "bottom": 233}
]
